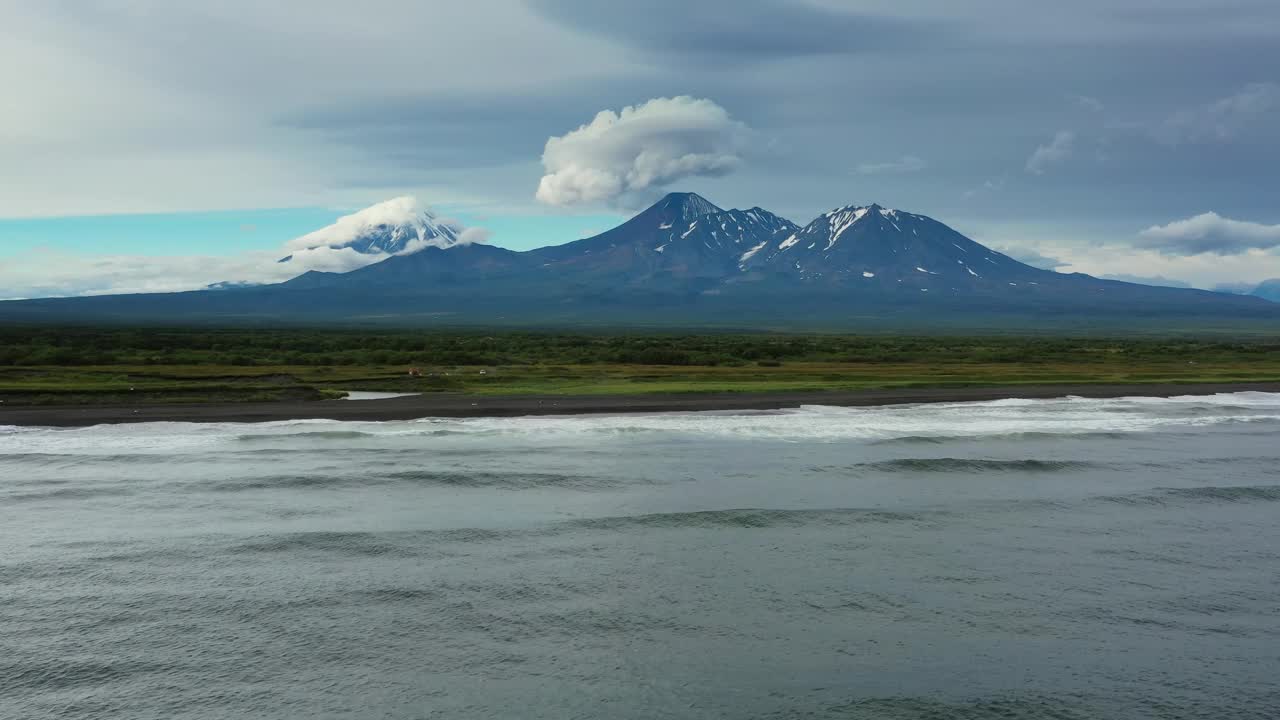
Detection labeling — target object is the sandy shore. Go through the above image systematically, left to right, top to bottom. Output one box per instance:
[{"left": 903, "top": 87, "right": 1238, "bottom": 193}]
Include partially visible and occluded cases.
[{"left": 3, "top": 382, "right": 1279, "bottom": 427}]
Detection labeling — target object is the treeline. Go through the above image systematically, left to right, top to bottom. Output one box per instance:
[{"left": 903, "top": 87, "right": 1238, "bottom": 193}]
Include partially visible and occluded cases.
[{"left": 1, "top": 328, "right": 1276, "bottom": 368}]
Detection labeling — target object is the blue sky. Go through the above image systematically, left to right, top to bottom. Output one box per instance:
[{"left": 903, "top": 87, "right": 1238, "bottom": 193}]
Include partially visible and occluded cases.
[
  {"left": 2, "top": 1, "right": 1279, "bottom": 297},
  {"left": 0, "top": 207, "right": 623, "bottom": 258}
]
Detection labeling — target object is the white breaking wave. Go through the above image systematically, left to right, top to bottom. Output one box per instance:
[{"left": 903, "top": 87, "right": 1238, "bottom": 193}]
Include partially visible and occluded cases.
[{"left": 3, "top": 392, "right": 1279, "bottom": 454}]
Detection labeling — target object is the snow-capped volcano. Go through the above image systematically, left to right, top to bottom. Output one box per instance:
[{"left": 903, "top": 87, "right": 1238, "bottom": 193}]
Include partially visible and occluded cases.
[
  {"left": 6, "top": 191, "right": 1276, "bottom": 325},
  {"left": 527, "top": 192, "right": 797, "bottom": 284},
  {"left": 279, "top": 197, "right": 462, "bottom": 263},
  {"left": 744, "top": 203, "right": 1041, "bottom": 288}
]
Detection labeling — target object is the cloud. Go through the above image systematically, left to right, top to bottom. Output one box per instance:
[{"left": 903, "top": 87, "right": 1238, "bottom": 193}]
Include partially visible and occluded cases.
[
  {"left": 5, "top": 0, "right": 1280, "bottom": 272},
  {"left": 526, "top": 0, "right": 941, "bottom": 60},
  {"left": 1155, "top": 82, "right": 1280, "bottom": 145},
  {"left": 1071, "top": 95, "right": 1105, "bottom": 112},
  {"left": 535, "top": 96, "right": 749, "bottom": 207},
  {"left": 1025, "top": 131, "right": 1075, "bottom": 175},
  {"left": 855, "top": 155, "right": 926, "bottom": 175},
  {"left": 962, "top": 176, "right": 1007, "bottom": 199},
  {"left": 0, "top": 196, "right": 488, "bottom": 299},
  {"left": 286, "top": 196, "right": 456, "bottom": 251},
  {"left": 1136, "top": 212, "right": 1280, "bottom": 255},
  {"left": 456, "top": 227, "right": 492, "bottom": 245},
  {"left": 0, "top": 244, "right": 390, "bottom": 300},
  {"left": 1059, "top": 245, "right": 1280, "bottom": 290},
  {"left": 995, "top": 246, "right": 1068, "bottom": 270},
  {"left": 1099, "top": 274, "right": 1192, "bottom": 288},
  {"left": 1211, "top": 281, "right": 1257, "bottom": 295}
]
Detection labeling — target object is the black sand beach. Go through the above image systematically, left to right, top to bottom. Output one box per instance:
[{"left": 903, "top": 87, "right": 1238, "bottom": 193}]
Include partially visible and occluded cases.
[{"left": 4, "top": 382, "right": 1279, "bottom": 427}]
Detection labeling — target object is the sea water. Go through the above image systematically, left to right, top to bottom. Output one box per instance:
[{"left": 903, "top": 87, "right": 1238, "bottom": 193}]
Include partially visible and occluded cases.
[{"left": 3, "top": 394, "right": 1279, "bottom": 719}]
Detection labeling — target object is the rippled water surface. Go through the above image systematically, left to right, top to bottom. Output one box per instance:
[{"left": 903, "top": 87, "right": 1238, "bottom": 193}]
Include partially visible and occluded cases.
[{"left": 3, "top": 394, "right": 1280, "bottom": 719}]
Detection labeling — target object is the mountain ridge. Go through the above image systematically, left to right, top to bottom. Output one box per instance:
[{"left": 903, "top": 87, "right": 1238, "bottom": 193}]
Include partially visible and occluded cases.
[{"left": 1, "top": 192, "right": 1275, "bottom": 328}]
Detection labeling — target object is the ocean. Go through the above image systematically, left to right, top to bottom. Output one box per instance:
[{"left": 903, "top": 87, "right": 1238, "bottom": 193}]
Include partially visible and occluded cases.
[{"left": 3, "top": 393, "right": 1279, "bottom": 719}]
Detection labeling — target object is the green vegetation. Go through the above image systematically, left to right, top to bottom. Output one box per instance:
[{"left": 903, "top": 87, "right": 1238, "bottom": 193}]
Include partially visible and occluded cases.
[{"left": 1, "top": 327, "right": 1278, "bottom": 406}]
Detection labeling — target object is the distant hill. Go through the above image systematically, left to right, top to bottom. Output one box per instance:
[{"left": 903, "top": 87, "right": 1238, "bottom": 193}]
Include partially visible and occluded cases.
[
  {"left": 1, "top": 192, "right": 1275, "bottom": 330},
  {"left": 1252, "top": 279, "right": 1280, "bottom": 303},
  {"left": 1208, "top": 280, "right": 1280, "bottom": 303}
]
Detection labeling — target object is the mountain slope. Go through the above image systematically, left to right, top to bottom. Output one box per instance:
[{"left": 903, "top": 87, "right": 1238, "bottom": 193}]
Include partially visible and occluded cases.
[
  {"left": 1, "top": 192, "right": 1276, "bottom": 329},
  {"left": 525, "top": 193, "right": 798, "bottom": 288},
  {"left": 744, "top": 203, "right": 1044, "bottom": 289},
  {"left": 287, "top": 243, "right": 532, "bottom": 289},
  {"left": 1252, "top": 280, "right": 1280, "bottom": 303}
]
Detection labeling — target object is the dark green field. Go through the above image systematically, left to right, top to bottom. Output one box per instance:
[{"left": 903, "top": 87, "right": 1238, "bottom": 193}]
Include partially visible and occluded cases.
[{"left": 2, "top": 328, "right": 1279, "bottom": 407}]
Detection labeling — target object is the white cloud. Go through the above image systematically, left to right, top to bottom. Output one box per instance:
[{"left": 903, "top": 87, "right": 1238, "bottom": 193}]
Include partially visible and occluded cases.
[
  {"left": 0, "top": 2, "right": 624, "bottom": 218},
  {"left": 1155, "top": 82, "right": 1280, "bottom": 145},
  {"left": 1071, "top": 94, "right": 1104, "bottom": 112},
  {"left": 535, "top": 96, "right": 750, "bottom": 207},
  {"left": 1025, "top": 130, "right": 1075, "bottom": 175},
  {"left": 855, "top": 155, "right": 926, "bottom": 175},
  {"left": 962, "top": 175, "right": 1007, "bottom": 199},
  {"left": 284, "top": 196, "right": 463, "bottom": 253},
  {"left": 1136, "top": 212, "right": 1280, "bottom": 255},
  {"left": 961, "top": 220, "right": 1280, "bottom": 289},
  {"left": 457, "top": 227, "right": 493, "bottom": 245},
  {"left": 0, "top": 245, "right": 374, "bottom": 300},
  {"left": 995, "top": 246, "right": 1067, "bottom": 270},
  {"left": 1051, "top": 246, "right": 1280, "bottom": 289},
  {"left": 1098, "top": 273, "right": 1191, "bottom": 289},
  {"left": 1211, "top": 281, "right": 1257, "bottom": 295}
]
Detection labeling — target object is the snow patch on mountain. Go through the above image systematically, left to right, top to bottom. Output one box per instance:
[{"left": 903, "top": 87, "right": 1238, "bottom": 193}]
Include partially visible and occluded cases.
[
  {"left": 280, "top": 197, "right": 466, "bottom": 263},
  {"left": 826, "top": 207, "right": 870, "bottom": 250}
]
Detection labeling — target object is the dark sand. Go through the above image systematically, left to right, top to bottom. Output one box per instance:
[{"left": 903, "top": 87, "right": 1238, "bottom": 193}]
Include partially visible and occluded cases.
[{"left": 3, "top": 382, "right": 1280, "bottom": 427}]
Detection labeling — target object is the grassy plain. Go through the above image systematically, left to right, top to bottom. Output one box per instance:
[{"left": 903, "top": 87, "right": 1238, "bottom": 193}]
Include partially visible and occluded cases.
[{"left": 2, "top": 328, "right": 1278, "bottom": 406}]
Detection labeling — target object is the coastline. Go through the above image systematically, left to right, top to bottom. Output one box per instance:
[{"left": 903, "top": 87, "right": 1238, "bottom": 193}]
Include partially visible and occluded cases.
[{"left": 3, "top": 381, "right": 1279, "bottom": 428}]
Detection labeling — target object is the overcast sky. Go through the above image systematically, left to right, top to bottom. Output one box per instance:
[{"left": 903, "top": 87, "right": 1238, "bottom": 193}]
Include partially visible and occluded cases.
[{"left": 2, "top": 0, "right": 1279, "bottom": 297}]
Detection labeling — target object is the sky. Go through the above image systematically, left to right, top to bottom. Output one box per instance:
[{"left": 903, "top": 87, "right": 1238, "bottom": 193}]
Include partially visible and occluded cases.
[{"left": 2, "top": 0, "right": 1279, "bottom": 298}]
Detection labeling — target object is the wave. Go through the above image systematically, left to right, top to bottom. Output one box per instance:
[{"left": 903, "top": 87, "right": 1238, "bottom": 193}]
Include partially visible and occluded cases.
[
  {"left": 5, "top": 391, "right": 1280, "bottom": 450},
  {"left": 235, "top": 430, "right": 377, "bottom": 441},
  {"left": 871, "top": 430, "right": 1136, "bottom": 445},
  {"left": 855, "top": 458, "right": 1098, "bottom": 473},
  {"left": 207, "top": 469, "right": 625, "bottom": 493},
  {"left": 382, "top": 469, "right": 624, "bottom": 490},
  {"left": 207, "top": 473, "right": 362, "bottom": 492},
  {"left": 1097, "top": 484, "right": 1280, "bottom": 507},
  {"left": 1163, "top": 485, "right": 1280, "bottom": 503},
  {"left": 3, "top": 486, "right": 132, "bottom": 503},
  {"left": 565, "top": 507, "right": 934, "bottom": 532},
  {"left": 222, "top": 508, "right": 936, "bottom": 558},
  {"left": 229, "top": 531, "right": 421, "bottom": 558},
  {"left": 0, "top": 657, "right": 174, "bottom": 693},
  {"left": 759, "top": 695, "right": 1092, "bottom": 720}
]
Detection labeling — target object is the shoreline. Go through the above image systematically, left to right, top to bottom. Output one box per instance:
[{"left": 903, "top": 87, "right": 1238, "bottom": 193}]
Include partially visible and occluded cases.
[{"left": 3, "top": 381, "right": 1279, "bottom": 428}]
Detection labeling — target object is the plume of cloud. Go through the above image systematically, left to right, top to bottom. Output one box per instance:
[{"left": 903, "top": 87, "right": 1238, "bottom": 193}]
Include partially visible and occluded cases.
[
  {"left": 1155, "top": 82, "right": 1280, "bottom": 145},
  {"left": 1071, "top": 94, "right": 1105, "bottom": 112},
  {"left": 535, "top": 96, "right": 749, "bottom": 207},
  {"left": 1025, "top": 131, "right": 1075, "bottom": 175},
  {"left": 855, "top": 155, "right": 926, "bottom": 175},
  {"left": 962, "top": 176, "right": 1006, "bottom": 199},
  {"left": 1136, "top": 212, "right": 1280, "bottom": 255},
  {"left": 456, "top": 227, "right": 492, "bottom": 245},
  {"left": 996, "top": 246, "right": 1068, "bottom": 270},
  {"left": 1099, "top": 273, "right": 1191, "bottom": 288},
  {"left": 1211, "top": 281, "right": 1258, "bottom": 295}
]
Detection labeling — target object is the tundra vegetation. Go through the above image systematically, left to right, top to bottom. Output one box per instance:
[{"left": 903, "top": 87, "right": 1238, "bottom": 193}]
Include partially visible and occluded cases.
[{"left": 1, "top": 328, "right": 1278, "bottom": 406}]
